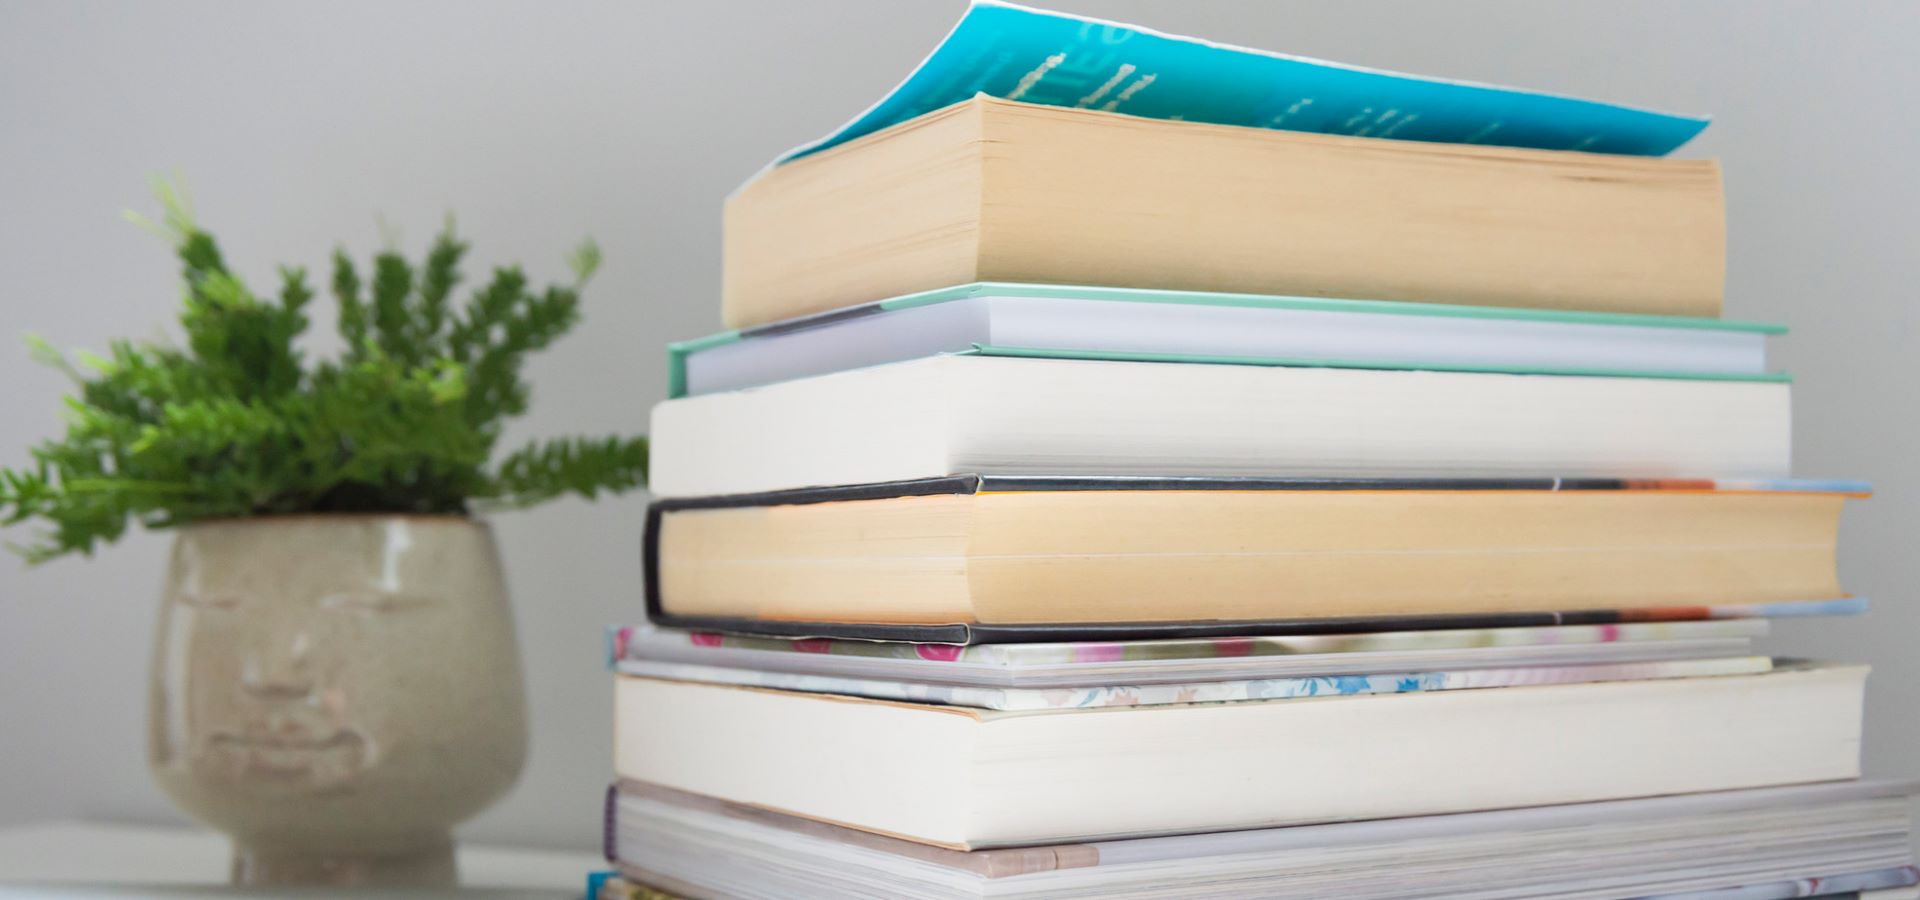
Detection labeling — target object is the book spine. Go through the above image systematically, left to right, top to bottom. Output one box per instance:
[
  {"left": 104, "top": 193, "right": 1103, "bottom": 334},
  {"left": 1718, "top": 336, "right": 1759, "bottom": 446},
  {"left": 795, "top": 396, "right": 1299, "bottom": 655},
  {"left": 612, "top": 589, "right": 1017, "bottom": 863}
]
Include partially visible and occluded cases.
[{"left": 603, "top": 782, "right": 618, "bottom": 863}]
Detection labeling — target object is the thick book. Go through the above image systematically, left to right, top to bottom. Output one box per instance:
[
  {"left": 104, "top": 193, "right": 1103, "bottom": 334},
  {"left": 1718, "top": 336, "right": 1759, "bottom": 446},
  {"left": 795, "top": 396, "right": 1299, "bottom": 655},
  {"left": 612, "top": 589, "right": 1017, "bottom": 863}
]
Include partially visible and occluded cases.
[
  {"left": 728, "top": 1, "right": 1717, "bottom": 327},
  {"left": 724, "top": 96, "right": 1725, "bottom": 329},
  {"left": 673, "top": 282, "right": 1783, "bottom": 398},
  {"left": 648, "top": 356, "right": 1791, "bottom": 498},
  {"left": 643, "top": 476, "right": 1860, "bottom": 642},
  {"left": 611, "top": 619, "right": 1778, "bottom": 688},
  {"left": 613, "top": 663, "right": 1867, "bottom": 850},
  {"left": 605, "top": 779, "right": 1917, "bottom": 900}
]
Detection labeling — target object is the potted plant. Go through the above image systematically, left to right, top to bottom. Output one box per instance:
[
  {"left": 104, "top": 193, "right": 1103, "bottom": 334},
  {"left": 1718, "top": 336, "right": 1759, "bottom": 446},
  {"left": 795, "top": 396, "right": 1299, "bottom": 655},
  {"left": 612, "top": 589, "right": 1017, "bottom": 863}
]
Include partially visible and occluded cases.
[{"left": 0, "top": 184, "right": 648, "bottom": 886}]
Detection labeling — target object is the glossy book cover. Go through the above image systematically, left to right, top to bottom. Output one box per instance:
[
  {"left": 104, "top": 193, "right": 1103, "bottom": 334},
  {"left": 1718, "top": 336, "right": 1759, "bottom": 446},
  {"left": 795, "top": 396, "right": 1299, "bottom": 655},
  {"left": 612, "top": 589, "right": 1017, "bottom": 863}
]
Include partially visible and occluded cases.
[
  {"left": 773, "top": 1, "right": 1709, "bottom": 165},
  {"left": 610, "top": 618, "right": 1825, "bottom": 689},
  {"left": 616, "top": 656, "right": 1774, "bottom": 711}
]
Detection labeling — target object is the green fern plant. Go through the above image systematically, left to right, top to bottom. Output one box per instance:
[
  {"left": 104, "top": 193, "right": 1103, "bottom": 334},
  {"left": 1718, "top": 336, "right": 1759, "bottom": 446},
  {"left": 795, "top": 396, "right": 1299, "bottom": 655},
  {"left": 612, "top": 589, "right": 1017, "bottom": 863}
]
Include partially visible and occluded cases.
[{"left": 0, "top": 183, "right": 648, "bottom": 562}]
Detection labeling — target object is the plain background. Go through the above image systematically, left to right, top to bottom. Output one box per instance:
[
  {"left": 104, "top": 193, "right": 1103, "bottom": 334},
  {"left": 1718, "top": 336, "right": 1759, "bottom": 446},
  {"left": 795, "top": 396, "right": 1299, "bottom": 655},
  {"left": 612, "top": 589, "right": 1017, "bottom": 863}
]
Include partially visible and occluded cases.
[{"left": 1, "top": 0, "right": 1915, "bottom": 852}]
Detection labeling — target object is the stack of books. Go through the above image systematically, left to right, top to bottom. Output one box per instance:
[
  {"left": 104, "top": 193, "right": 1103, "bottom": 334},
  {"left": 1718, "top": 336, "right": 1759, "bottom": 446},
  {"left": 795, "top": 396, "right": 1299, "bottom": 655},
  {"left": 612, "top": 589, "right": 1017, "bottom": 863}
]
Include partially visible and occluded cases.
[{"left": 598, "top": 4, "right": 1917, "bottom": 898}]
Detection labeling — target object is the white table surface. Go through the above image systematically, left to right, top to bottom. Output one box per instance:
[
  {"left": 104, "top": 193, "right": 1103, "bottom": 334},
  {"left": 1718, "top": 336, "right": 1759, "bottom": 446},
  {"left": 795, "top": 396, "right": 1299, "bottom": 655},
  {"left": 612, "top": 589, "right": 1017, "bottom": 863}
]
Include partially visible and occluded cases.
[{"left": 0, "top": 821, "right": 601, "bottom": 898}]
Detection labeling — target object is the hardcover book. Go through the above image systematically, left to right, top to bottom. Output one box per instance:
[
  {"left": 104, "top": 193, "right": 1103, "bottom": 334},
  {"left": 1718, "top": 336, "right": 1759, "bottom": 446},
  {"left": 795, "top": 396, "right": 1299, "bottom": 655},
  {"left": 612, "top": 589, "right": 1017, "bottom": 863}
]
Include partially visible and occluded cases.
[
  {"left": 649, "top": 357, "right": 1792, "bottom": 498},
  {"left": 643, "top": 476, "right": 1862, "bottom": 643},
  {"left": 614, "top": 663, "right": 1868, "bottom": 849}
]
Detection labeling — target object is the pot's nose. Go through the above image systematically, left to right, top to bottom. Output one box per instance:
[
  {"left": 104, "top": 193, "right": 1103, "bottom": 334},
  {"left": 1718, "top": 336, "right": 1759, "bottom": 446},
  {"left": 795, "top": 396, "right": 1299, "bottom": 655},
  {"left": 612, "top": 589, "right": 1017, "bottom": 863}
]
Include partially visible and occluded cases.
[{"left": 239, "top": 629, "right": 315, "bottom": 701}]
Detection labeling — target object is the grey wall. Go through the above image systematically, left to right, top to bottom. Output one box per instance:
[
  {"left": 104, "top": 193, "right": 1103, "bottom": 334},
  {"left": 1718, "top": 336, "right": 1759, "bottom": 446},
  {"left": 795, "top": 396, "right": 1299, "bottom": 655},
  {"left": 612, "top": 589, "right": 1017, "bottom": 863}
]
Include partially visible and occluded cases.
[{"left": 1, "top": 0, "right": 1915, "bottom": 851}]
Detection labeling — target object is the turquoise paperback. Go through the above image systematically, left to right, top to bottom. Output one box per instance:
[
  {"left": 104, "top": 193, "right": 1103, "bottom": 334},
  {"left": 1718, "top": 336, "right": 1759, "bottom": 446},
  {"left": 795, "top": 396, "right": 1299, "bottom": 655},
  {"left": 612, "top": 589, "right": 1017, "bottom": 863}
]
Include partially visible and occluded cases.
[{"left": 779, "top": 1, "right": 1709, "bottom": 163}]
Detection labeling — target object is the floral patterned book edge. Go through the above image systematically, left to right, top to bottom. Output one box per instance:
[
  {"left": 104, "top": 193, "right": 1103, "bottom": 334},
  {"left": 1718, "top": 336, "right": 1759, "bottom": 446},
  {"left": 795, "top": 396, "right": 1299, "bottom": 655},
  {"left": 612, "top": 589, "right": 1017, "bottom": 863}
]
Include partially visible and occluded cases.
[
  {"left": 611, "top": 618, "right": 1781, "bottom": 668},
  {"left": 615, "top": 656, "right": 1774, "bottom": 711}
]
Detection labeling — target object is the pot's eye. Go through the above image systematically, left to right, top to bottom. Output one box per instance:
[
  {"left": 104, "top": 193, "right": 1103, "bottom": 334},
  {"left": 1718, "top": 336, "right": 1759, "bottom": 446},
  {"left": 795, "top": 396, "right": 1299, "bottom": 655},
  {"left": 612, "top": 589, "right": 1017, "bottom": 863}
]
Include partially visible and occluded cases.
[
  {"left": 318, "top": 592, "right": 435, "bottom": 613},
  {"left": 176, "top": 593, "right": 243, "bottom": 610}
]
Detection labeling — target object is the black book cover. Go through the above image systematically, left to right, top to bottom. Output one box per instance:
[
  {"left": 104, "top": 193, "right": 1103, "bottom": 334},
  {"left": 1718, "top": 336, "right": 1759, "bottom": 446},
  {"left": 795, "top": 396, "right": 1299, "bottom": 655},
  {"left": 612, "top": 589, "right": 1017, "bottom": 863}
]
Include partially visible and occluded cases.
[{"left": 642, "top": 474, "right": 1671, "bottom": 644}]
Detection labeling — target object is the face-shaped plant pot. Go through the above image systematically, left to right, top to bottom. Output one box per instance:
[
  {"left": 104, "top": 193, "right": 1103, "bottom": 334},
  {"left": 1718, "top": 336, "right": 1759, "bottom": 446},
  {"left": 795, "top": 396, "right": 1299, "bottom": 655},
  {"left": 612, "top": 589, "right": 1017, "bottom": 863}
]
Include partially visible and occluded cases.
[{"left": 148, "top": 516, "right": 528, "bottom": 886}]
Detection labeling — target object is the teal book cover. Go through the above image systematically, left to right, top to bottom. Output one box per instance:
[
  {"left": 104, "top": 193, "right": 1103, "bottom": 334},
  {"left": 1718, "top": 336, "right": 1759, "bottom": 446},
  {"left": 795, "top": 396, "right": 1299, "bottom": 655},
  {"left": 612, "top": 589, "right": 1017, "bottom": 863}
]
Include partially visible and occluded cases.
[
  {"left": 779, "top": 1, "right": 1709, "bottom": 163},
  {"left": 665, "top": 283, "right": 1784, "bottom": 398}
]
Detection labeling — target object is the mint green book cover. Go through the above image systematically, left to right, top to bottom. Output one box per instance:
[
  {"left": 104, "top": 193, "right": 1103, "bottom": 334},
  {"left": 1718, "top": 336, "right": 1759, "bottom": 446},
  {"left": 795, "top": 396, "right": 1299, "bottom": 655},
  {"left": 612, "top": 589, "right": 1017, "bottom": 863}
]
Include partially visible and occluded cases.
[{"left": 665, "top": 282, "right": 1786, "bottom": 398}]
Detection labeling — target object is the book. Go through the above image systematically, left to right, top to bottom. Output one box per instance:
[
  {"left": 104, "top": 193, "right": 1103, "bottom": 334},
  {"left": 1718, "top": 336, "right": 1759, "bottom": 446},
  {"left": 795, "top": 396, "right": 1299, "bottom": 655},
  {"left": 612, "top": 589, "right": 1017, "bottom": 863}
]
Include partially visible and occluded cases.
[
  {"left": 778, "top": 1, "right": 1708, "bottom": 165},
  {"left": 725, "top": 2, "right": 1721, "bottom": 327},
  {"left": 726, "top": 96, "right": 1725, "bottom": 330},
  {"left": 673, "top": 282, "right": 1783, "bottom": 398},
  {"left": 648, "top": 357, "right": 1791, "bottom": 498},
  {"left": 644, "top": 477, "right": 1858, "bottom": 640},
  {"left": 644, "top": 598, "right": 1861, "bottom": 647},
  {"left": 611, "top": 619, "right": 1779, "bottom": 687},
  {"left": 618, "top": 655, "right": 1773, "bottom": 712},
  {"left": 613, "top": 663, "right": 1867, "bottom": 849},
  {"left": 605, "top": 779, "right": 1917, "bottom": 900},
  {"left": 597, "top": 866, "right": 1920, "bottom": 900}
]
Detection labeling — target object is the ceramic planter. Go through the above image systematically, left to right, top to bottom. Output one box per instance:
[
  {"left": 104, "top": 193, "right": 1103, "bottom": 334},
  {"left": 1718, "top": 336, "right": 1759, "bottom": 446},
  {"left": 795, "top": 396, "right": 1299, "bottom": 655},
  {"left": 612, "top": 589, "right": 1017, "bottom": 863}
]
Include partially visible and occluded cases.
[{"left": 148, "top": 515, "right": 527, "bottom": 886}]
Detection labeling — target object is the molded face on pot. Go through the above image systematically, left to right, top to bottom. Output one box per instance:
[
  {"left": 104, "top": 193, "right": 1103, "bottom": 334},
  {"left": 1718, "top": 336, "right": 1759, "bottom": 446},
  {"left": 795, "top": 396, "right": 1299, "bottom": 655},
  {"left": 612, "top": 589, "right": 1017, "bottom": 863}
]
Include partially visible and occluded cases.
[{"left": 148, "top": 516, "right": 528, "bottom": 854}]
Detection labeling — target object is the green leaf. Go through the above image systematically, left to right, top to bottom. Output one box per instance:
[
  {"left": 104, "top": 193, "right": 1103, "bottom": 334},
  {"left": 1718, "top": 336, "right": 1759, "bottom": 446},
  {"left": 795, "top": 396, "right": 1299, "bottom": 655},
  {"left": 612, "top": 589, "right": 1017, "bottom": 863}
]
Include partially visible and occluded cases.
[
  {"left": 417, "top": 218, "right": 467, "bottom": 353},
  {"left": 568, "top": 238, "right": 602, "bottom": 284},
  {"left": 332, "top": 249, "right": 367, "bottom": 358},
  {"left": 370, "top": 250, "right": 416, "bottom": 363},
  {"left": 482, "top": 435, "right": 649, "bottom": 508}
]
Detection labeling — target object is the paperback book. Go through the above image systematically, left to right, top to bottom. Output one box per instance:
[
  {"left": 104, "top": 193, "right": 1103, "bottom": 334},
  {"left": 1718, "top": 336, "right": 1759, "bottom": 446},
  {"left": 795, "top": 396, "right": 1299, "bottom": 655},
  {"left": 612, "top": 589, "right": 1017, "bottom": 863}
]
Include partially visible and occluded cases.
[
  {"left": 778, "top": 0, "right": 1709, "bottom": 162},
  {"left": 725, "top": 97, "right": 1725, "bottom": 328},
  {"left": 674, "top": 282, "right": 1784, "bottom": 398},
  {"left": 611, "top": 619, "right": 1779, "bottom": 687},
  {"left": 617, "top": 655, "right": 1772, "bottom": 711},
  {"left": 605, "top": 779, "right": 1917, "bottom": 900}
]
